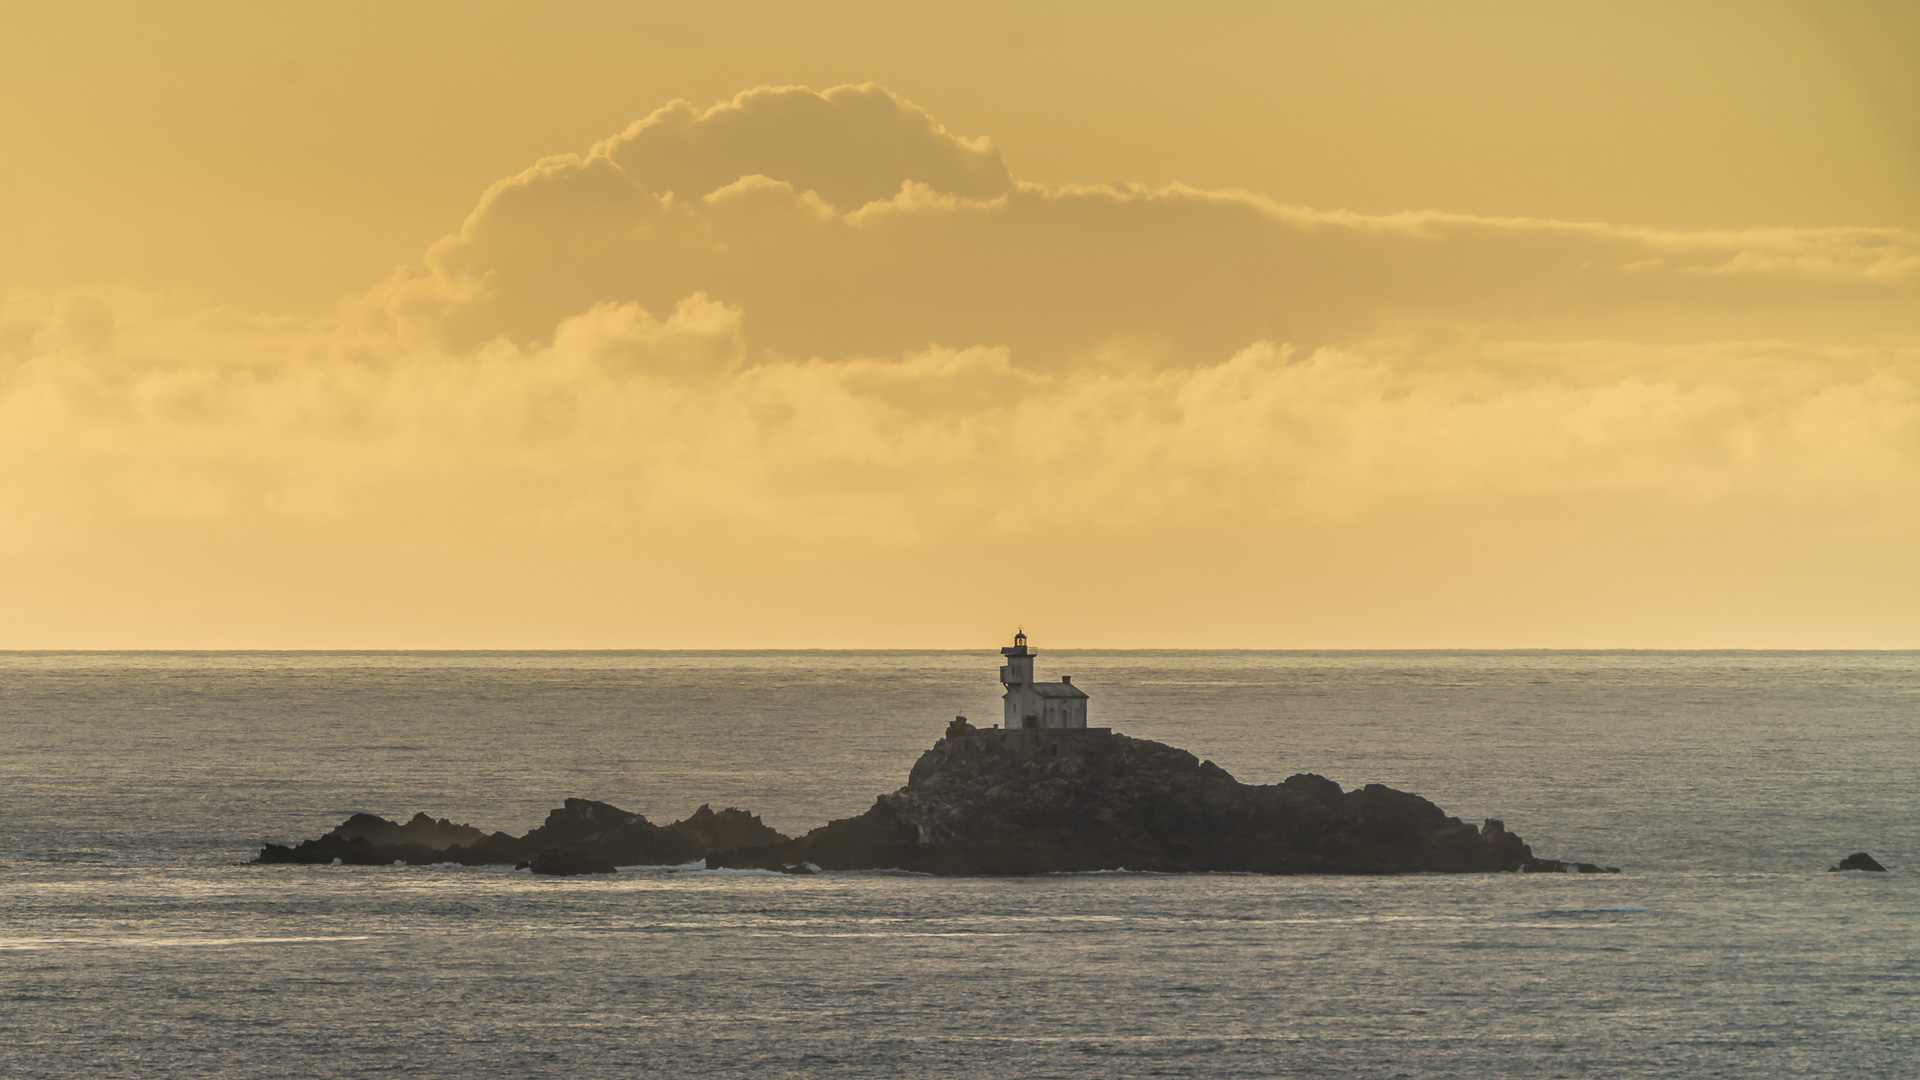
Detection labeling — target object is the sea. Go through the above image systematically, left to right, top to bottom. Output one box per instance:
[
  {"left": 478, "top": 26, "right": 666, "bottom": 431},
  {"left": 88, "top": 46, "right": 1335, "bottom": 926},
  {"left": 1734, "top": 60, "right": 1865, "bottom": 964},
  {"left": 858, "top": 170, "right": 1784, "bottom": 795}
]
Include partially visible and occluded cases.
[{"left": 2, "top": 650, "right": 1915, "bottom": 1078}]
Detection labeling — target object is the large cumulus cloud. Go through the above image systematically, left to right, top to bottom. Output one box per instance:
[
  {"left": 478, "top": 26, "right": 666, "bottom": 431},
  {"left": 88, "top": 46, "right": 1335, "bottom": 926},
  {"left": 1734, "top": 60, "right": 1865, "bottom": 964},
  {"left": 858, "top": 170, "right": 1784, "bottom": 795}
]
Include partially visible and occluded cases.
[{"left": 370, "top": 83, "right": 1919, "bottom": 363}]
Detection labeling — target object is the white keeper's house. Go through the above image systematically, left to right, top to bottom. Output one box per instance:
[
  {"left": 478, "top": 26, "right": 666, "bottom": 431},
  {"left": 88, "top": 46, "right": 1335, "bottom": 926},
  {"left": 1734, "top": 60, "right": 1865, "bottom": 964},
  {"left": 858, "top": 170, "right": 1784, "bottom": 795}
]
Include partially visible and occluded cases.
[{"left": 999, "top": 630, "right": 1088, "bottom": 729}]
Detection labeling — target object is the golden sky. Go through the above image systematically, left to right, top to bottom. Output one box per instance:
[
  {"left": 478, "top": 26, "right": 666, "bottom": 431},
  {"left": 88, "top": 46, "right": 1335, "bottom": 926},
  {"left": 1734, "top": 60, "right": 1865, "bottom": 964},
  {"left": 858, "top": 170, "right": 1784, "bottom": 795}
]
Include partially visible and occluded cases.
[{"left": 3, "top": 1, "right": 1919, "bottom": 647}]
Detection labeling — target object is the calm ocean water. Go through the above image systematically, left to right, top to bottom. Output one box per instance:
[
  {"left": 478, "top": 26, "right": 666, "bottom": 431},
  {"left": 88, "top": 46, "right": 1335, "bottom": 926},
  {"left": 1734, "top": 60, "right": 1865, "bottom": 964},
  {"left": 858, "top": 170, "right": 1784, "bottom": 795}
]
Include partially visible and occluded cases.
[{"left": 2, "top": 650, "right": 1915, "bottom": 1078}]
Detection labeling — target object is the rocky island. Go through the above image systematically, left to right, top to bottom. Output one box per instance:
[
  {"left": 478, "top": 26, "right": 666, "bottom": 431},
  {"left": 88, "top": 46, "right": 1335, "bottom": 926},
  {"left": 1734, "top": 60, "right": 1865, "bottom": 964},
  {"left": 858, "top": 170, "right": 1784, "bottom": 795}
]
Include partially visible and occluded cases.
[
  {"left": 256, "top": 633, "right": 1611, "bottom": 876},
  {"left": 705, "top": 718, "right": 1609, "bottom": 874}
]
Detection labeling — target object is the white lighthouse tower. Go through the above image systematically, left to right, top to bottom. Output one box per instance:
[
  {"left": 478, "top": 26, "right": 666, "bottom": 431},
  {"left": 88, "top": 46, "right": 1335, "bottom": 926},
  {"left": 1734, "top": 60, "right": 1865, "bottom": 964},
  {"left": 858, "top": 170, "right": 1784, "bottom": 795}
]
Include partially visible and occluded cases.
[{"left": 1000, "top": 630, "right": 1089, "bottom": 730}]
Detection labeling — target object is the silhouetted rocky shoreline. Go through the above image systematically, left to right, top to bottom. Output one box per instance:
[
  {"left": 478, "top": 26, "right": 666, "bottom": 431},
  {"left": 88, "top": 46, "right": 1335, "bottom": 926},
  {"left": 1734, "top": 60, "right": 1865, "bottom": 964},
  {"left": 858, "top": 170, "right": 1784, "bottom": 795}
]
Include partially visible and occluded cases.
[
  {"left": 257, "top": 725, "right": 1615, "bottom": 876},
  {"left": 257, "top": 801, "right": 784, "bottom": 874}
]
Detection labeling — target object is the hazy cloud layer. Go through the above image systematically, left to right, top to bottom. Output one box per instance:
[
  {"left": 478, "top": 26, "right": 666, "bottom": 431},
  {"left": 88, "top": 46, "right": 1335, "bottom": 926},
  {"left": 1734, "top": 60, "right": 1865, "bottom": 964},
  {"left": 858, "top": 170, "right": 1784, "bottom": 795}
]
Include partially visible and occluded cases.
[
  {"left": 5, "top": 84, "right": 1919, "bottom": 644},
  {"left": 7, "top": 292, "right": 1917, "bottom": 542}
]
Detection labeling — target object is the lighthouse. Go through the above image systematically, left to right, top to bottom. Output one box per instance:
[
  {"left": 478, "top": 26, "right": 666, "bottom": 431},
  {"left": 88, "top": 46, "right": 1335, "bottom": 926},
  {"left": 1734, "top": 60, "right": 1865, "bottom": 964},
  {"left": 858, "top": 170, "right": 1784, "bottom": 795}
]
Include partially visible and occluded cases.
[{"left": 999, "top": 630, "right": 1089, "bottom": 730}]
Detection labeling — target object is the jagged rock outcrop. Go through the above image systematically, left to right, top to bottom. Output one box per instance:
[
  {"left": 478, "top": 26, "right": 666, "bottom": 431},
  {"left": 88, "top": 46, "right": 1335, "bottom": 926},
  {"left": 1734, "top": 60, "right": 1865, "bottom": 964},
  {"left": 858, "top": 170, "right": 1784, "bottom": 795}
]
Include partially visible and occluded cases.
[
  {"left": 707, "top": 729, "right": 1614, "bottom": 875},
  {"left": 515, "top": 799, "right": 791, "bottom": 867},
  {"left": 255, "top": 802, "right": 787, "bottom": 871},
  {"left": 527, "top": 848, "right": 618, "bottom": 876},
  {"left": 1830, "top": 852, "right": 1888, "bottom": 872}
]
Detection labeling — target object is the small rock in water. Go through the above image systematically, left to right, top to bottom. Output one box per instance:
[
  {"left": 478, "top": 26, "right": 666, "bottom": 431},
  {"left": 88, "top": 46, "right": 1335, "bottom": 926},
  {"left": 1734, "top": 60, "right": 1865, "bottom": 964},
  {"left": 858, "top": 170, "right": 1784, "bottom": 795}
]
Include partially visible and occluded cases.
[
  {"left": 528, "top": 849, "right": 618, "bottom": 876},
  {"left": 1829, "top": 852, "right": 1888, "bottom": 872}
]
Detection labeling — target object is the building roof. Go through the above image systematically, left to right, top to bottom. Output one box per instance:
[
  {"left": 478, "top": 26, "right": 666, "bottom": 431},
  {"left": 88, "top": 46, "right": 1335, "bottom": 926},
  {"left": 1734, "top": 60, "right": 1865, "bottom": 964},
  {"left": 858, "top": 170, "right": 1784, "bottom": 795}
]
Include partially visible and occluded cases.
[{"left": 1031, "top": 681, "right": 1089, "bottom": 699}]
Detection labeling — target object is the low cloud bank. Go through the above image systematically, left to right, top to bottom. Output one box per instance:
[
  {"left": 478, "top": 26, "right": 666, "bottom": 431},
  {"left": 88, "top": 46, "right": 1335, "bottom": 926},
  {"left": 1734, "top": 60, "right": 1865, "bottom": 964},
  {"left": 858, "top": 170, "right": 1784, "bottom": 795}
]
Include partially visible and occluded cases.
[{"left": 6, "top": 291, "right": 1915, "bottom": 546}]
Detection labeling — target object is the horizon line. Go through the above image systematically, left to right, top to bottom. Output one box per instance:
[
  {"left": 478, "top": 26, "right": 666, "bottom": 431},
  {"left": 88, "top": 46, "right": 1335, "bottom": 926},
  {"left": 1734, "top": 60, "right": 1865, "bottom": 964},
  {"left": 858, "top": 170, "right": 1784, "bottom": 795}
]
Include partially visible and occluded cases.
[{"left": 5, "top": 646, "right": 1918, "bottom": 655}]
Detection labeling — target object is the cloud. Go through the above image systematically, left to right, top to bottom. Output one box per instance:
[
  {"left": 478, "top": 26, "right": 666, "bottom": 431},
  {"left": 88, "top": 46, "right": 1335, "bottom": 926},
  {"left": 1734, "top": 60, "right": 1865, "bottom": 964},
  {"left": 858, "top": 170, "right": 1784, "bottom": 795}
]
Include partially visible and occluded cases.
[
  {"left": 365, "top": 83, "right": 1920, "bottom": 364},
  {"left": 598, "top": 83, "right": 1013, "bottom": 210},
  {"left": 5, "top": 84, "right": 1920, "bottom": 644},
  {"left": 7, "top": 289, "right": 1918, "bottom": 547}
]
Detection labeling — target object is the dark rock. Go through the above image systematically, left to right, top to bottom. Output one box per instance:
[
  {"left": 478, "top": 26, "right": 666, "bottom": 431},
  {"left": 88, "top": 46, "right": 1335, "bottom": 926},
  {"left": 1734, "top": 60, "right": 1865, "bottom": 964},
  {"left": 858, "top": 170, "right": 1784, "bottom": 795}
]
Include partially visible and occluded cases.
[
  {"left": 258, "top": 728, "right": 1610, "bottom": 878},
  {"left": 708, "top": 729, "right": 1613, "bottom": 876},
  {"left": 1283, "top": 772, "right": 1345, "bottom": 806},
  {"left": 517, "top": 798, "right": 789, "bottom": 867},
  {"left": 255, "top": 802, "right": 788, "bottom": 870},
  {"left": 663, "top": 804, "right": 790, "bottom": 857},
  {"left": 255, "top": 811, "right": 499, "bottom": 866},
  {"left": 255, "top": 829, "right": 454, "bottom": 867},
  {"left": 528, "top": 848, "right": 617, "bottom": 876},
  {"left": 1831, "top": 852, "right": 1888, "bottom": 872},
  {"left": 1520, "top": 858, "right": 1618, "bottom": 874}
]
